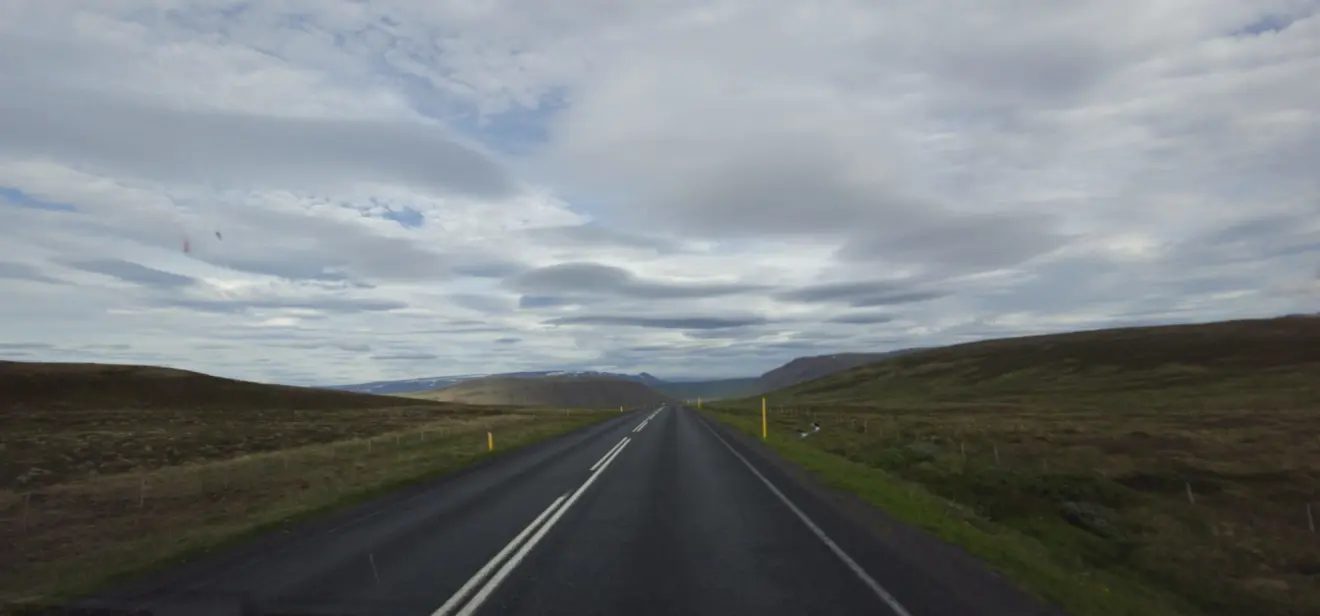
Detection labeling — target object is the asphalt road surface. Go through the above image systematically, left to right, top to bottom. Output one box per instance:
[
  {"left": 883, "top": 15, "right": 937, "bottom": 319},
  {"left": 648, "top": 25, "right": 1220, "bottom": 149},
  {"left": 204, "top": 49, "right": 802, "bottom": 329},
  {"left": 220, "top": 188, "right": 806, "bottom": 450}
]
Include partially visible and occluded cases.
[{"left": 75, "top": 406, "right": 1064, "bottom": 616}]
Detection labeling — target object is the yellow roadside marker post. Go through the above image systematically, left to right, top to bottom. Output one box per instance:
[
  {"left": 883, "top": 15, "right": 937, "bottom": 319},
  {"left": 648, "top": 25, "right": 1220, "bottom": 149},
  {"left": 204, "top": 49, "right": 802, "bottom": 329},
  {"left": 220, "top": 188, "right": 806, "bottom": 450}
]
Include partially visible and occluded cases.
[
  {"left": 697, "top": 397, "right": 702, "bottom": 410},
  {"left": 761, "top": 397, "right": 767, "bottom": 440},
  {"left": 487, "top": 431, "right": 493, "bottom": 452}
]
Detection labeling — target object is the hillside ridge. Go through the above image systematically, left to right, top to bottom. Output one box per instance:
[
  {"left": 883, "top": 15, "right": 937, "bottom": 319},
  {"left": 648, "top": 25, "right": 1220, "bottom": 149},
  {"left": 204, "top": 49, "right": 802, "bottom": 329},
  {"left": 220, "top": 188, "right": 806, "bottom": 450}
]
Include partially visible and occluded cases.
[{"left": 409, "top": 374, "right": 674, "bottom": 408}]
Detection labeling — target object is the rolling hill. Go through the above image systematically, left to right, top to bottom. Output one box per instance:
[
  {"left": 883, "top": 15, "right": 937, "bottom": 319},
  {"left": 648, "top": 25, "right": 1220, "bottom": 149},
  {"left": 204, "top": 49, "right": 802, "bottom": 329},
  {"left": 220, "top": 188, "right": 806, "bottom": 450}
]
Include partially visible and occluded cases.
[
  {"left": 774, "top": 314, "right": 1320, "bottom": 402},
  {"left": 713, "top": 315, "right": 1320, "bottom": 616},
  {"left": 755, "top": 350, "right": 918, "bottom": 393},
  {"left": 330, "top": 351, "right": 920, "bottom": 401},
  {"left": 0, "top": 359, "right": 485, "bottom": 492},
  {"left": 0, "top": 360, "right": 429, "bottom": 413},
  {"left": 0, "top": 360, "right": 610, "bottom": 606},
  {"left": 331, "top": 370, "right": 666, "bottom": 396},
  {"left": 407, "top": 375, "right": 673, "bottom": 408},
  {"left": 651, "top": 377, "right": 763, "bottom": 400}
]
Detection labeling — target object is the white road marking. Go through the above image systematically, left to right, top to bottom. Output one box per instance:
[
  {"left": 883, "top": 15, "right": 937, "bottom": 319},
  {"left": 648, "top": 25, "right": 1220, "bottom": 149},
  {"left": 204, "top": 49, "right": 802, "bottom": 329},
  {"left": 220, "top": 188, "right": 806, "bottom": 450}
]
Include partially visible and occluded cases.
[
  {"left": 696, "top": 414, "right": 914, "bottom": 616},
  {"left": 633, "top": 420, "right": 649, "bottom": 433},
  {"left": 590, "top": 437, "right": 630, "bottom": 471},
  {"left": 453, "top": 439, "right": 632, "bottom": 616},
  {"left": 431, "top": 494, "right": 567, "bottom": 616}
]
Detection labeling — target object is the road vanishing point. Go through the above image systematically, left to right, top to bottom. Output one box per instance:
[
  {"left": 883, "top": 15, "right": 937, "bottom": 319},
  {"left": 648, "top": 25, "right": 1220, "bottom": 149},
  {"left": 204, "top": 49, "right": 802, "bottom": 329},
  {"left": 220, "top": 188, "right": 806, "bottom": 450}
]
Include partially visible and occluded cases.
[{"left": 74, "top": 406, "right": 1062, "bottom": 616}]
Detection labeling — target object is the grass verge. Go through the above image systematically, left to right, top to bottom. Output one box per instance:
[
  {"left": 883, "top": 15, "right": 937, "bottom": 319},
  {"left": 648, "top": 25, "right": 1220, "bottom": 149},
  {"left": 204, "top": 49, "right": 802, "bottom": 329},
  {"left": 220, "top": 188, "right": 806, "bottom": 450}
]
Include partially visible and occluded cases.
[
  {"left": 706, "top": 317, "right": 1320, "bottom": 616},
  {"left": 1, "top": 410, "right": 612, "bottom": 607},
  {"left": 707, "top": 410, "right": 1199, "bottom": 616}
]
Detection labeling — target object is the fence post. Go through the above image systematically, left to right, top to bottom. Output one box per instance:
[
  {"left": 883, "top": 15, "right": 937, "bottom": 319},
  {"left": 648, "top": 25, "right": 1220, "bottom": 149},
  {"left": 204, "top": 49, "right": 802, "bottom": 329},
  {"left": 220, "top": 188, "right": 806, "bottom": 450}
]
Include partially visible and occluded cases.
[{"left": 1185, "top": 482, "right": 1196, "bottom": 506}]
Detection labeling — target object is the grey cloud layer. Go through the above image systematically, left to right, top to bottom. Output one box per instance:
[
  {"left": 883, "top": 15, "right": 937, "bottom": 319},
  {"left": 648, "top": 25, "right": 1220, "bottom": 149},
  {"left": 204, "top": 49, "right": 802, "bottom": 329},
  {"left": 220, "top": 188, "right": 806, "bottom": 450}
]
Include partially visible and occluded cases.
[
  {"left": 2, "top": 1, "right": 1317, "bottom": 385},
  {"left": 0, "top": 85, "right": 513, "bottom": 198},
  {"left": 522, "top": 224, "right": 680, "bottom": 254},
  {"left": 61, "top": 259, "right": 196, "bottom": 288},
  {"left": 0, "top": 261, "right": 64, "bottom": 284},
  {"left": 507, "top": 262, "right": 768, "bottom": 299},
  {"left": 777, "top": 279, "right": 947, "bottom": 307},
  {"left": 164, "top": 297, "right": 408, "bottom": 314},
  {"left": 547, "top": 315, "right": 767, "bottom": 329}
]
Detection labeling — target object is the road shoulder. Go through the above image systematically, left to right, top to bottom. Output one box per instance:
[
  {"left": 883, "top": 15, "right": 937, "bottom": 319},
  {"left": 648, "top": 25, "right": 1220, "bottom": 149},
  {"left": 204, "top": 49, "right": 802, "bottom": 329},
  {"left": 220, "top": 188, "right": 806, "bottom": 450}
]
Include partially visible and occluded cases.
[{"left": 698, "top": 409, "right": 1071, "bottom": 616}]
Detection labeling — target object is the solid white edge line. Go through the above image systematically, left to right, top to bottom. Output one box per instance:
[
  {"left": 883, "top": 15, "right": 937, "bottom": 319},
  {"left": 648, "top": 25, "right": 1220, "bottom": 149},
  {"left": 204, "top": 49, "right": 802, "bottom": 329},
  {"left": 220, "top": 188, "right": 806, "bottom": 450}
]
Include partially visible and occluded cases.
[
  {"left": 695, "top": 414, "right": 914, "bottom": 616},
  {"left": 590, "top": 437, "right": 630, "bottom": 471},
  {"left": 455, "top": 439, "right": 632, "bottom": 616},
  {"left": 430, "top": 494, "right": 567, "bottom": 616}
]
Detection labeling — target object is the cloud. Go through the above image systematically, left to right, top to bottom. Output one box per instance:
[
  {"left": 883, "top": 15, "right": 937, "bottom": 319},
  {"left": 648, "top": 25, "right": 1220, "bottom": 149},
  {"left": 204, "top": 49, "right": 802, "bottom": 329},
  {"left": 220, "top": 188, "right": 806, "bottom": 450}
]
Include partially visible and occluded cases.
[
  {"left": 1, "top": 1, "right": 1316, "bottom": 385},
  {"left": 0, "top": 84, "right": 514, "bottom": 198},
  {"left": 1, "top": 187, "right": 77, "bottom": 212},
  {"left": 837, "top": 212, "right": 1068, "bottom": 271},
  {"left": 523, "top": 224, "right": 680, "bottom": 254},
  {"left": 449, "top": 256, "right": 527, "bottom": 279},
  {"left": 61, "top": 259, "right": 196, "bottom": 288},
  {"left": 0, "top": 261, "right": 64, "bottom": 285},
  {"left": 508, "top": 262, "right": 767, "bottom": 299},
  {"left": 777, "top": 280, "right": 947, "bottom": 307},
  {"left": 519, "top": 295, "right": 576, "bottom": 309},
  {"left": 162, "top": 297, "right": 408, "bottom": 314},
  {"left": 828, "top": 312, "right": 898, "bottom": 325},
  {"left": 547, "top": 314, "right": 768, "bottom": 330},
  {"left": 0, "top": 342, "right": 54, "bottom": 350},
  {"left": 370, "top": 352, "right": 439, "bottom": 361}
]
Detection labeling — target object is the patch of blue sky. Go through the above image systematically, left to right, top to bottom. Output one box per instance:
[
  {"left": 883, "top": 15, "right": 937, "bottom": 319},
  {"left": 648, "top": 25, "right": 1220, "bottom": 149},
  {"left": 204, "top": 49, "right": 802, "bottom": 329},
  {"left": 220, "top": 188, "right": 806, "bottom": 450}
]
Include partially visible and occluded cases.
[
  {"left": 1231, "top": 13, "right": 1301, "bottom": 36},
  {"left": 396, "top": 62, "right": 568, "bottom": 155},
  {"left": 0, "top": 187, "right": 78, "bottom": 212},
  {"left": 380, "top": 206, "right": 425, "bottom": 229}
]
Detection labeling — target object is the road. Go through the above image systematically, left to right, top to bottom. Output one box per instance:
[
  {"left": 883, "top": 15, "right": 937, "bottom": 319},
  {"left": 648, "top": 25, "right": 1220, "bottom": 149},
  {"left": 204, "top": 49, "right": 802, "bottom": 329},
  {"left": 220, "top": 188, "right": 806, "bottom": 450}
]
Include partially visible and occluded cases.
[{"left": 75, "top": 406, "right": 1064, "bottom": 616}]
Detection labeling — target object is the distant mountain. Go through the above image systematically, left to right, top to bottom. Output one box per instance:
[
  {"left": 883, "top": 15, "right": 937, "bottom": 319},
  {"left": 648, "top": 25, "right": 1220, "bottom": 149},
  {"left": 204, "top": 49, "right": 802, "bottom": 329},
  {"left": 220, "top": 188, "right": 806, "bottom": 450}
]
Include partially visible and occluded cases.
[
  {"left": 328, "top": 350, "right": 920, "bottom": 402},
  {"left": 755, "top": 351, "right": 921, "bottom": 393},
  {"left": 1, "top": 360, "right": 432, "bottom": 413},
  {"left": 330, "top": 370, "right": 653, "bottom": 395},
  {"left": 326, "top": 375, "right": 487, "bottom": 395},
  {"left": 408, "top": 375, "right": 673, "bottom": 408},
  {"left": 651, "top": 377, "right": 762, "bottom": 400}
]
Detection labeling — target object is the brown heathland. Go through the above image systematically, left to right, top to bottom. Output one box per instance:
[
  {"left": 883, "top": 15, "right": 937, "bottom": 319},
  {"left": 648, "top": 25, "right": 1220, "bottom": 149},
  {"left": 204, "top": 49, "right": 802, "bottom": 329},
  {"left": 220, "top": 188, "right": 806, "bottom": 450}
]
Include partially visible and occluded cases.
[
  {"left": 715, "top": 315, "right": 1320, "bottom": 616},
  {"left": 0, "top": 361, "right": 611, "bottom": 606},
  {"left": 408, "top": 374, "right": 673, "bottom": 408}
]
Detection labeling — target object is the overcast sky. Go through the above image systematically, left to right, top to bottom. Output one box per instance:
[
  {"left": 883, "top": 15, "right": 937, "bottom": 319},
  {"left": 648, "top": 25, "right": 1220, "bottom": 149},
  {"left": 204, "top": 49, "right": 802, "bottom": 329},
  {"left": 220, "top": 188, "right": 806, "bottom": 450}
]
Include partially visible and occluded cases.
[{"left": 2, "top": 1, "right": 1318, "bottom": 385}]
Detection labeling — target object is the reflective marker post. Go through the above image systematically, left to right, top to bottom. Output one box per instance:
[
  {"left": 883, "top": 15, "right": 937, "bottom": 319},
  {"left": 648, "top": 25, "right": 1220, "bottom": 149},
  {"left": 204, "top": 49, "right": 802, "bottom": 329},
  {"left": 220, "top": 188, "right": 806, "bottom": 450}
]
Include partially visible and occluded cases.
[{"left": 760, "top": 398, "right": 770, "bottom": 440}]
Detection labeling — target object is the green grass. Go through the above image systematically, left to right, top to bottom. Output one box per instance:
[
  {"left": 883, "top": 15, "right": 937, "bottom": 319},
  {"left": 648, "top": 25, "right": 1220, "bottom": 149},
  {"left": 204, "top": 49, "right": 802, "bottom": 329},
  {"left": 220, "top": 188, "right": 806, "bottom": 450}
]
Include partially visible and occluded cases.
[
  {"left": 708, "top": 315, "right": 1320, "bottom": 616},
  {"left": 1, "top": 411, "right": 613, "bottom": 608},
  {"left": 708, "top": 411, "right": 1195, "bottom": 616}
]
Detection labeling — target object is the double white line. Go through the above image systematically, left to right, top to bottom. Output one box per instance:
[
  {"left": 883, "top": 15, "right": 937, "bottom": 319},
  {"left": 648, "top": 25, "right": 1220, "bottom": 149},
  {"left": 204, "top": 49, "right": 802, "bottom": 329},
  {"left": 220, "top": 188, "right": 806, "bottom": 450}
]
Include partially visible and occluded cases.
[
  {"left": 633, "top": 406, "right": 665, "bottom": 433},
  {"left": 431, "top": 436, "right": 632, "bottom": 616}
]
